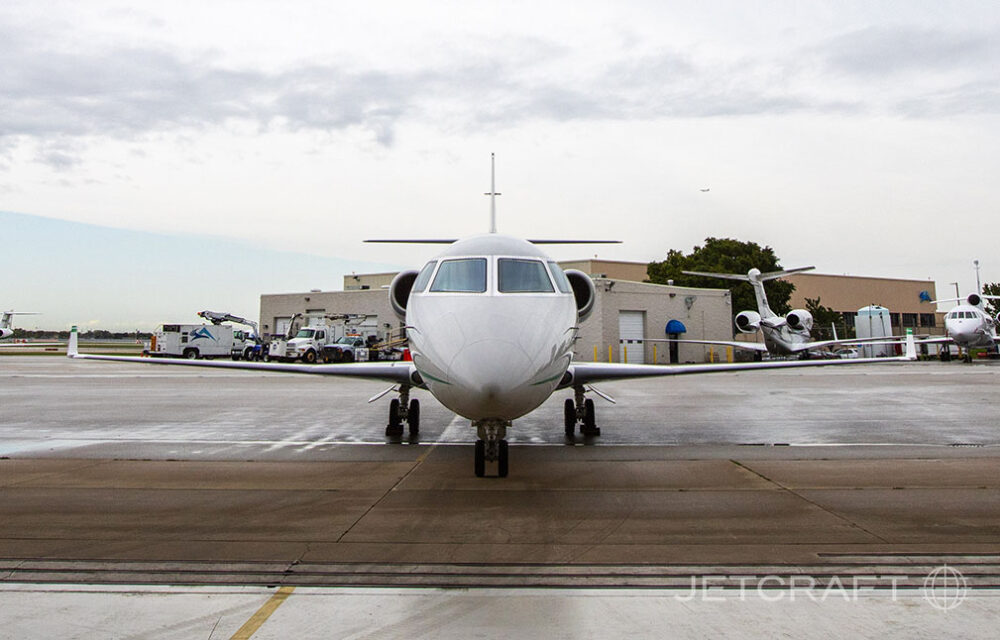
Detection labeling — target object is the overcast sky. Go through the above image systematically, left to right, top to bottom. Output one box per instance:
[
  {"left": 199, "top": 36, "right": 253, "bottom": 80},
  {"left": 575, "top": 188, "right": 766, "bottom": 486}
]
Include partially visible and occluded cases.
[{"left": 3, "top": 1, "right": 1000, "bottom": 329}]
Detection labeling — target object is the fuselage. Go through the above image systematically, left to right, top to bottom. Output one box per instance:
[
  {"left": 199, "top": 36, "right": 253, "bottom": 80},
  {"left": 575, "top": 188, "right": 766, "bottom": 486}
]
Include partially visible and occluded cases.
[
  {"left": 405, "top": 234, "right": 579, "bottom": 421},
  {"left": 944, "top": 304, "right": 998, "bottom": 349},
  {"left": 759, "top": 318, "right": 811, "bottom": 355}
]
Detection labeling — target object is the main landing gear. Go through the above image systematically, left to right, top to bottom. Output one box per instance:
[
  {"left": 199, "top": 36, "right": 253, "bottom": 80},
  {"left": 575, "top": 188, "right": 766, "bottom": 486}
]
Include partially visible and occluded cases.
[
  {"left": 564, "top": 384, "right": 600, "bottom": 437},
  {"left": 385, "top": 385, "right": 420, "bottom": 438},
  {"left": 473, "top": 419, "right": 510, "bottom": 478}
]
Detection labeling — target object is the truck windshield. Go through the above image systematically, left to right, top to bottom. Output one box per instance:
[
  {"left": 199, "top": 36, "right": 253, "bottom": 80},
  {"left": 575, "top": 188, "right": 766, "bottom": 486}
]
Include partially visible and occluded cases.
[
  {"left": 295, "top": 328, "right": 316, "bottom": 338},
  {"left": 336, "top": 336, "right": 357, "bottom": 344}
]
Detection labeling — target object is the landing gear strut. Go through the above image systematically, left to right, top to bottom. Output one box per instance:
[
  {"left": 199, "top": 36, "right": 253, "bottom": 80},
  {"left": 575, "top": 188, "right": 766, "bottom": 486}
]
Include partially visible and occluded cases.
[
  {"left": 385, "top": 385, "right": 420, "bottom": 437},
  {"left": 564, "top": 385, "right": 600, "bottom": 437},
  {"left": 473, "top": 419, "right": 509, "bottom": 478}
]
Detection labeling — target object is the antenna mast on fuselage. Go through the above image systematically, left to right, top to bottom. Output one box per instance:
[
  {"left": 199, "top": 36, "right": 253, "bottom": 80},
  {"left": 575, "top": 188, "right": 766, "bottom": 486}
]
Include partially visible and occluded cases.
[{"left": 484, "top": 153, "right": 501, "bottom": 233}]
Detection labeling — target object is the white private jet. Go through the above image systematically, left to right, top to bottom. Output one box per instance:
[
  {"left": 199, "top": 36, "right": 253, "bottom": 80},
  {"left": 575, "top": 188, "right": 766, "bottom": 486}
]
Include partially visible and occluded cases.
[
  {"left": 67, "top": 158, "right": 915, "bottom": 477},
  {"left": 68, "top": 239, "right": 917, "bottom": 477},
  {"left": 659, "top": 267, "right": 904, "bottom": 359},
  {"left": 919, "top": 292, "right": 1000, "bottom": 361},
  {"left": 1, "top": 311, "right": 39, "bottom": 340}
]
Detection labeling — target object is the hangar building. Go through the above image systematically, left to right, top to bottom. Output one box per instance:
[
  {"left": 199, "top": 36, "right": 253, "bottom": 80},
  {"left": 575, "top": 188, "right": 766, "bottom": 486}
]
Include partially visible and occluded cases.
[
  {"left": 259, "top": 259, "right": 945, "bottom": 363},
  {"left": 259, "top": 260, "right": 733, "bottom": 364}
]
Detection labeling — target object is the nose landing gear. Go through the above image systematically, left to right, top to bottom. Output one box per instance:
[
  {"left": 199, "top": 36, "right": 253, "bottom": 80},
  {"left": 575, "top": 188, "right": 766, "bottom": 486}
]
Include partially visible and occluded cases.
[
  {"left": 385, "top": 385, "right": 420, "bottom": 437},
  {"left": 564, "top": 385, "right": 601, "bottom": 437},
  {"left": 473, "top": 419, "right": 510, "bottom": 477}
]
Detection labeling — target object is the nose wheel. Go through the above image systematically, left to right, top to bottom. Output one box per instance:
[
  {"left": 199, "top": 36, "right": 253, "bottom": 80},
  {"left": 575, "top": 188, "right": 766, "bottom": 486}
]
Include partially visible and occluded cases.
[{"left": 473, "top": 420, "right": 509, "bottom": 477}]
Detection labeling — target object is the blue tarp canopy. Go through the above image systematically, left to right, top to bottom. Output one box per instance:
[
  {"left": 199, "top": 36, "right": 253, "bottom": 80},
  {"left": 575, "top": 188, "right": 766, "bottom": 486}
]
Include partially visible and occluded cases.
[{"left": 665, "top": 319, "right": 687, "bottom": 334}]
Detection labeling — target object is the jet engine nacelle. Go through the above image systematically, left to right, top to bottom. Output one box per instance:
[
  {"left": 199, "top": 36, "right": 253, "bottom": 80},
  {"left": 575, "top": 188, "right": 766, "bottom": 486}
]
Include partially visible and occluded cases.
[
  {"left": 388, "top": 269, "right": 420, "bottom": 321},
  {"left": 564, "top": 269, "right": 596, "bottom": 322},
  {"left": 968, "top": 293, "right": 982, "bottom": 307},
  {"left": 785, "top": 309, "right": 813, "bottom": 332},
  {"left": 734, "top": 310, "right": 762, "bottom": 333},
  {"left": 0, "top": 328, "right": 11, "bottom": 340}
]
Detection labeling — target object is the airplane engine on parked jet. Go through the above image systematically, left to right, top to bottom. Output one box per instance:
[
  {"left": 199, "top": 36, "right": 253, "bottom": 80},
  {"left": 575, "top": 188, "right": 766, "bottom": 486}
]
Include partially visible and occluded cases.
[
  {"left": 389, "top": 269, "right": 420, "bottom": 321},
  {"left": 564, "top": 269, "right": 596, "bottom": 322},
  {"left": 968, "top": 293, "right": 982, "bottom": 307},
  {"left": 786, "top": 309, "right": 814, "bottom": 332},
  {"left": 734, "top": 310, "right": 762, "bottom": 333},
  {"left": 0, "top": 328, "right": 11, "bottom": 340}
]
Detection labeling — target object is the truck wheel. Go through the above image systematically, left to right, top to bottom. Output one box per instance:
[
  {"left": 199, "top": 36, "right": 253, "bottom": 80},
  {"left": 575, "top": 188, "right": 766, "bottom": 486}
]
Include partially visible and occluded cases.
[
  {"left": 183, "top": 348, "right": 198, "bottom": 360},
  {"left": 303, "top": 350, "right": 317, "bottom": 364},
  {"left": 343, "top": 350, "right": 354, "bottom": 363}
]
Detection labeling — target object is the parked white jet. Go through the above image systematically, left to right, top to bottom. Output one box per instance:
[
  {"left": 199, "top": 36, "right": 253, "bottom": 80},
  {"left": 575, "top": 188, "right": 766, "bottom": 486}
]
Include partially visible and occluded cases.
[
  {"left": 68, "top": 238, "right": 917, "bottom": 477},
  {"left": 661, "top": 267, "right": 902, "bottom": 358},
  {"left": 919, "top": 292, "right": 1000, "bottom": 361},
  {"left": 0, "top": 311, "right": 40, "bottom": 340}
]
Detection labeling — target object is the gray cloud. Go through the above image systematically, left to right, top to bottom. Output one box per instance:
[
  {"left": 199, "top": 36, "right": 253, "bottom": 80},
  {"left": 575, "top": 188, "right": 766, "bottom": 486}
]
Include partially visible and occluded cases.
[
  {"left": 2, "top": 21, "right": 998, "bottom": 169},
  {"left": 817, "top": 26, "right": 995, "bottom": 77}
]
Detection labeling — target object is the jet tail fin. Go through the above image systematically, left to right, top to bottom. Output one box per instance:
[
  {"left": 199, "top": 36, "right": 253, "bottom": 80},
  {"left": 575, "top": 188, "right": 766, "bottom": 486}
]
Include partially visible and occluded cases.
[{"left": 68, "top": 325, "right": 78, "bottom": 357}]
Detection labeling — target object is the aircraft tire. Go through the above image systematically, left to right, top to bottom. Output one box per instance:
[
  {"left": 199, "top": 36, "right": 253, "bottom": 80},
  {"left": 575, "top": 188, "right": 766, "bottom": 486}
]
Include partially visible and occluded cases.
[
  {"left": 385, "top": 399, "right": 403, "bottom": 436},
  {"left": 408, "top": 399, "right": 420, "bottom": 435},
  {"left": 564, "top": 399, "right": 575, "bottom": 436},
  {"left": 581, "top": 399, "right": 600, "bottom": 436},
  {"left": 474, "top": 440, "right": 485, "bottom": 477},
  {"left": 498, "top": 440, "right": 509, "bottom": 478}
]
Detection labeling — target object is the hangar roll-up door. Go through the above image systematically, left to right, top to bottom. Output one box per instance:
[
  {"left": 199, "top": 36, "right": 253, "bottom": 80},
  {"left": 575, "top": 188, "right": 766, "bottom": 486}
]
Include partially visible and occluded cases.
[{"left": 618, "top": 310, "right": 645, "bottom": 364}]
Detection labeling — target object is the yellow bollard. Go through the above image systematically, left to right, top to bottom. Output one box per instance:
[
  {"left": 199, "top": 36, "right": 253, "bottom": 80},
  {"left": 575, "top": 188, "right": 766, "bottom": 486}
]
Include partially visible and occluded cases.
[
  {"left": 623, "top": 344, "right": 628, "bottom": 363},
  {"left": 653, "top": 344, "right": 657, "bottom": 363},
  {"left": 594, "top": 345, "right": 598, "bottom": 362},
  {"left": 608, "top": 345, "right": 613, "bottom": 363},
  {"left": 726, "top": 346, "right": 733, "bottom": 363},
  {"left": 709, "top": 348, "right": 715, "bottom": 363}
]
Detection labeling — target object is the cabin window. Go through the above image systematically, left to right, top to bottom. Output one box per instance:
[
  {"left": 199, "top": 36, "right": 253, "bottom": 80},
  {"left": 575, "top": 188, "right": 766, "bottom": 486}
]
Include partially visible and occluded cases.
[
  {"left": 430, "top": 258, "right": 487, "bottom": 293},
  {"left": 498, "top": 259, "right": 555, "bottom": 293},
  {"left": 412, "top": 261, "right": 437, "bottom": 293},
  {"left": 547, "top": 262, "right": 572, "bottom": 293}
]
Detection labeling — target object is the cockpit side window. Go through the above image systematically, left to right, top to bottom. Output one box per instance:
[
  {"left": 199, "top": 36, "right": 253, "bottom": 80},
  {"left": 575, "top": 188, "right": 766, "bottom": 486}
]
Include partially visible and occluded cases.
[
  {"left": 430, "top": 258, "right": 487, "bottom": 293},
  {"left": 498, "top": 258, "right": 555, "bottom": 293},
  {"left": 411, "top": 260, "right": 437, "bottom": 293},
  {"left": 547, "top": 261, "right": 572, "bottom": 293}
]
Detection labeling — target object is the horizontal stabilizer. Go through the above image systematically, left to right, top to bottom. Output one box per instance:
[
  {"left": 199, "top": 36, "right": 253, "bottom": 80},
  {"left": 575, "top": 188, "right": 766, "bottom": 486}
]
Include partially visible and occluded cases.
[
  {"left": 365, "top": 239, "right": 622, "bottom": 245},
  {"left": 683, "top": 266, "right": 815, "bottom": 283}
]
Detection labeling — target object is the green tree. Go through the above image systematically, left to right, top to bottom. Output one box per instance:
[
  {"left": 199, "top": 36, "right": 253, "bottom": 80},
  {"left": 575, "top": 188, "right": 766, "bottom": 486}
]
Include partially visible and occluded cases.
[
  {"left": 647, "top": 237, "right": 796, "bottom": 316},
  {"left": 982, "top": 282, "right": 1000, "bottom": 318},
  {"left": 805, "top": 296, "right": 847, "bottom": 340}
]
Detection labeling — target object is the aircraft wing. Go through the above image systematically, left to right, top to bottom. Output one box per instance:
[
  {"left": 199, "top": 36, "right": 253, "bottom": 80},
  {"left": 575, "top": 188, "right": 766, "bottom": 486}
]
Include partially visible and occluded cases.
[
  {"left": 67, "top": 331, "right": 419, "bottom": 386},
  {"left": 566, "top": 335, "right": 916, "bottom": 385},
  {"left": 656, "top": 338, "right": 769, "bottom": 353},
  {"left": 0, "top": 342, "right": 63, "bottom": 348},
  {"left": 69, "top": 352, "right": 420, "bottom": 385}
]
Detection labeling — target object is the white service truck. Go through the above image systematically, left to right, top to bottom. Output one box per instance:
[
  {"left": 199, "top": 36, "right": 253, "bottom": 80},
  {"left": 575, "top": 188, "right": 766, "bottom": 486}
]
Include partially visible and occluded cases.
[
  {"left": 150, "top": 324, "right": 252, "bottom": 359},
  {"left": 267, "top": 325, "right": 338, "bottom": 363}
]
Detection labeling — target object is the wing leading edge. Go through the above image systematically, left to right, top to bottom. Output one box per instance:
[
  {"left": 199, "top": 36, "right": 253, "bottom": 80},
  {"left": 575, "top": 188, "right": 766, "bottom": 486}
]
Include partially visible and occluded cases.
[
  {"left": 67, "top": 328, "right": 420, "bottom": 386},
  {"left": 566, "top": 334, "right": 916, "bottom": 386}
]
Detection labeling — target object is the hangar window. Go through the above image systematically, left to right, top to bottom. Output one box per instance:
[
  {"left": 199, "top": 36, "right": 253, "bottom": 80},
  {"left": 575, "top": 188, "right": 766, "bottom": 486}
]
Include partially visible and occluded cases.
[
  {"left": 430, "top": 258, "right": 487, "bottom": 293},
  {"left": 499, "top": 259, "right": 555, "bottom": 293},
  {"left": 411, "top": 261, "right": 437, "bottom": 293},
  {"left": 547, "top": 262, "right": 572, "bottom": 293},
  {"left": 902, "top": 313, "right": 918, "bottom": 328},
  {"left": 919, "top": 313, "right": 936, "bottom": 327}
]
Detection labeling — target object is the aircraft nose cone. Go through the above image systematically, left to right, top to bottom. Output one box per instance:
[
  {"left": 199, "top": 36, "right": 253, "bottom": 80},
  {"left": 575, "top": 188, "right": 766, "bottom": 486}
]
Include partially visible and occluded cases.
[{"left": 447, "top": 340, "right": 534, "bottom": 418}]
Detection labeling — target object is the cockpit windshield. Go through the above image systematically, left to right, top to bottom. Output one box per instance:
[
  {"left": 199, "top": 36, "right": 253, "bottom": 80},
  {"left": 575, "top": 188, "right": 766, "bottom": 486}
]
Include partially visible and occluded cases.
[
  {"left": 430, "top": 258, "right": 487, "bottom": 293},
  {"left": 498, "top": 258, "right": 554, "bottom": 293},
  {"left": 412, "top": 260, "right": 437, "bottom": 293},
  {"left": 547, "top": 261, "right": 572, "bottom": 293}
]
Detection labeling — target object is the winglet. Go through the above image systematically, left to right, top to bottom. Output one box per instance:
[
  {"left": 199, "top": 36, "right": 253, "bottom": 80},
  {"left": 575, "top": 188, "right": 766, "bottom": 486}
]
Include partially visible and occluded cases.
[
  {"left": 68, "top": 325, "right": 78, "bottom": 357},
  {"left": 904, "top": 331, "right": 916, "bottom": 361}
]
